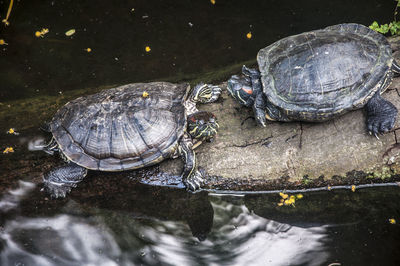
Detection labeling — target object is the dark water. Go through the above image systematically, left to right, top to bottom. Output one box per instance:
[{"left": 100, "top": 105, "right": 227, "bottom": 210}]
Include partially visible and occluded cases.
[
  {"left": 0, "top": 0, "right": 394, "bottom": 101},
  {"left": 1, "top": 0, "right": 400, "bottom": 265},
  {"left": 1, "top": 182, "right": 400, "bottom": 265}
]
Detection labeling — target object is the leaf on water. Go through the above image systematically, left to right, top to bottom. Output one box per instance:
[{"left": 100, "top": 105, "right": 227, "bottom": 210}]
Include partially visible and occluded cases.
[
  {"left": 65, "top": 29, "right": 76, "bottom": 36},
  {"left": 3, "top": 147, "right": 14, "bottom": 154}
]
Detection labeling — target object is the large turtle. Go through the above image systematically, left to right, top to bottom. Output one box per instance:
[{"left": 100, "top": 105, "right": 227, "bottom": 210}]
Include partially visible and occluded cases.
[
  {"left": 227, "top": 23, "right": 400, "bottom": 136},
  {"left": 43, "top": 82, "right": 221, "bottom": 198}
]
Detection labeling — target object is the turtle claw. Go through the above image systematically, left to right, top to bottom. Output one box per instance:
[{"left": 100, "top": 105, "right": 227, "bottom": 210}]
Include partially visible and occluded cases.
[
  {"left": 192, "top": 83, "right": 222, "bottom": 104},
  {"left": 365, "top": 92, "right": 397, "bottom": 136},
  {"left": 43, "top": 163, "right": 87, "bottom": 198},
  {"left": 184, "top": 170, "right": 204, "bottom": 191},
  {"left": 42, "top": 180, "right": 74, "bottom": 198}
]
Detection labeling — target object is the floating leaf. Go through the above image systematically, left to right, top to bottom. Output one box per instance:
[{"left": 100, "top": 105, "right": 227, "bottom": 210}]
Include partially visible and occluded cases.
[
  {"left": 35, "top": 28, "right": 49, "bottom": 38},
  {"left": 65, "top": 29, "right": 76, "bottom": 36},
  {"left": 246, "top": 32, "right": 252, "bottom": 39},
  {"left": 0, "top": 39, "right": 8, "bottom": 45},
  {"left": 145, "top": 46, "right": 151, "bottom": 52},
  {"left": 6, "top": 128, "right": 19, "bottom": 135},
  {"left": 3, "top": 147, "right": 14, "bottom": 153},
  {"left": 389, "top": 218, "right": 396, "bottom": 224}
]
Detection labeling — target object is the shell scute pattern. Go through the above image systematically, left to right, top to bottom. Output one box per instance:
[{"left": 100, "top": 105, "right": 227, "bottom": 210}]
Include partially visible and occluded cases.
[
  {"left": 257, "top": 23, "right": 393, "bottom": 120},
  {"left": 50, "top": 82, "right": 189, "bottom": 171}
]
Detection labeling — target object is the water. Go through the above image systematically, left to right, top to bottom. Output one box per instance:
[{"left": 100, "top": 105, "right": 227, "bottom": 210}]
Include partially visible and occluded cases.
[
  {"left": 0, "top": 0, "right": 393, "bottom": 100},
  {"left": 1, "top": 0, "right": 400, "bottom": 265},
  {"left": 1, "top": 181, "right": 400, "bottom": 265}
]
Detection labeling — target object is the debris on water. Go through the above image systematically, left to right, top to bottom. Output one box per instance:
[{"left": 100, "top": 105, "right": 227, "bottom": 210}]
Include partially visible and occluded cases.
[
  {"left": 2, "top": 0, "right": 13, "bottom": 26},
  {"left": 210, "top": 0, "right": 216, "bottom": 5},
  {"left": 131, "top": 8, "right": 135, "bottom": 12},
  {"left": 188, "top": 22, "right": 193, "bottom": 27},
  {"left": 35, "top": 28, "right": 49, "bottom": 38},
  {"left": 65, "top": 29, "right": 76, "bottom": 36},
  {"left": 246, "top": 32, "right": 252, "bottom": 39},
  {"left": 0, "top": 39, "right": 8, "bottom": 45},
  {"left": 145, "top": 46, "right": 151, "bottom": 52},
  {"left": 85, "top": 48, "right": 92, "bottom": 52},
  {"left": 6, "top": 128, "right": 19, "bottom": 135},
  {"left": 3, "top": 147, "right": 14, "bottom": 154},
  {"left": 351, "top": 185, "right": 356, "bottom": 192},
  {"left": 277, "top": 192, "right": 303, "bottom": 207},
  {"left": 279, "top": 192, "right": 288, "bottom": 199},
  {"left": 389, "top": 218, "right": 396, "bottom": 224}
]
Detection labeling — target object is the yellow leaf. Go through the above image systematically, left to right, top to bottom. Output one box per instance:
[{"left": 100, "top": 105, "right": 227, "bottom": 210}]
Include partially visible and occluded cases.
[
  {"left": 210, "top": 0, "right": 216, "bottom": 4},
  {"left": 35, "top": 28, "right": 49, "bottom": 38},
  {"left": 65, "top": 29, "right": 76, "bottom": 36},
  {"left": 246, "top": 32, "right": 252, "bottom": 39},
  {"left": 0, "top": 39, "right": 8, "bottom": 45},
  {"left": 145, "top": 46, "right": 151, "bottom": 52},
  {"left": 85, "top": 48, "right": 92, "bottom": 52},
  {"left": 142, "top": 91, "right": 149, "bottom": 98},
  {"left": 3, "top": 147, "right": 14, "bottom": 153},
  {"left": 351, "top": 185, "right": 356, "bottom": 192},
  {"left": 279, "top": 192, "right": 288, "bottom": 199},
  {"left": 296, "top": 194, "right": 303, "bottom": 199},
  {"left": 389, "top": 218, "right": 396, "bottom": 224}
]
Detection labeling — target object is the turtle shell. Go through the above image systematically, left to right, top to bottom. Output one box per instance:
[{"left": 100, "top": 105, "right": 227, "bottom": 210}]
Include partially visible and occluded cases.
[
  {"left": 257, "top": 23, "right": 393, "bottom": 121},
  {"left": 50, "top": 82, "right": 189, "bottom": 171}
]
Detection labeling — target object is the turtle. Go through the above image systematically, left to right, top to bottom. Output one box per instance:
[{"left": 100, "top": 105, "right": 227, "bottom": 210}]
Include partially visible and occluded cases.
[
  {"left": 227, "top": 23, "right": 400, "bottom": 136},
  {"left": 42, "top": 82, "right": 221, "bottom": 198}
]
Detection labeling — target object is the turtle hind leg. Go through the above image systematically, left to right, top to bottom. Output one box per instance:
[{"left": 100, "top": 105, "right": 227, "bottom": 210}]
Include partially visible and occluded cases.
[
  {"left": 365, "top": 91, "right": 398, "bottom": 136},
  {"left": 179, "top": 135, "right": 204, "bottom": 191},
  {"left": 43, "top": 162, "right": 87, "bottom": 198}
]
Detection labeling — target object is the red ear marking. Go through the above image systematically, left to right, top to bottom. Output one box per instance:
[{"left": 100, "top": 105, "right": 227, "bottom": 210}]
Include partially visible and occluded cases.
[
  {"left": 242, "top": 87, "right": 253, "bottom": 94},
  {"left": 190, "top": 116, "right": 196, "bottom": 122}
]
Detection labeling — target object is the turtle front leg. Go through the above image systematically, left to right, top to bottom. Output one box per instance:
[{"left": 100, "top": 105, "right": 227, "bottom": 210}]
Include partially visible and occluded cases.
[
  {"left": 253, "top": 91, "right": 268, "bottom": 127},
  {"left": 365, "top": 91, "right": 398, "bottom": 137},
  {"left": 179, "top": 134, "right": 204, "bottom": 191},
  {"left": 43, "top": 162, "right": 88, "bottom": 198}
]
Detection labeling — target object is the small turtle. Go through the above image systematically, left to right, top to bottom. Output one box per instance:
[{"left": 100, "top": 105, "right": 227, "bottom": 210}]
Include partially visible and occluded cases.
[
  {"left": 228, "top": 23, "right": 399, "bottom": 136},
  {"left": 43, "top": 82, "right": 221, "bottom": 198}
]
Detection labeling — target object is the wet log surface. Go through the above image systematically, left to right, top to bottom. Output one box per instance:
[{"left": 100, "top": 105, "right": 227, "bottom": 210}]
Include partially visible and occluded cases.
[{"left": 2, "top": 37, "right": 400, "bottom": 194}]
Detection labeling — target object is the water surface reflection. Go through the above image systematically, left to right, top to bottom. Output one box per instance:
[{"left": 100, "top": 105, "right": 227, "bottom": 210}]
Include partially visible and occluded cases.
[{"left": 0, "top": 181, "right": 330, "bottom": 266}]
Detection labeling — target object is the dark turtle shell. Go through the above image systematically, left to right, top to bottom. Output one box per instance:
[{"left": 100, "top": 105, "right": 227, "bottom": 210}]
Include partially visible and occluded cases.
[
  {"left": 257, "top": 23, "right": 393, "bottom": 121},
  {"left": 50, "top": 82, "right": 189, "bottom": 171}
]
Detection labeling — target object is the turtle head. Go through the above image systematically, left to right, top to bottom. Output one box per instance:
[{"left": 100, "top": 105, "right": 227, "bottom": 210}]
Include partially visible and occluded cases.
[
  {"left": 227, "top": 75, "right": 255, "bottom": 107},
  {"left": 187, "top": 111, "right": 219, "bottom": 141}
]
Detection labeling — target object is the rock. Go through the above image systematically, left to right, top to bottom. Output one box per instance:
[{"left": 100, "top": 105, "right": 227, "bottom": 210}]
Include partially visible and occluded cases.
[{"left": 157, "top": 37, "right": 400, "bottom": 190}]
